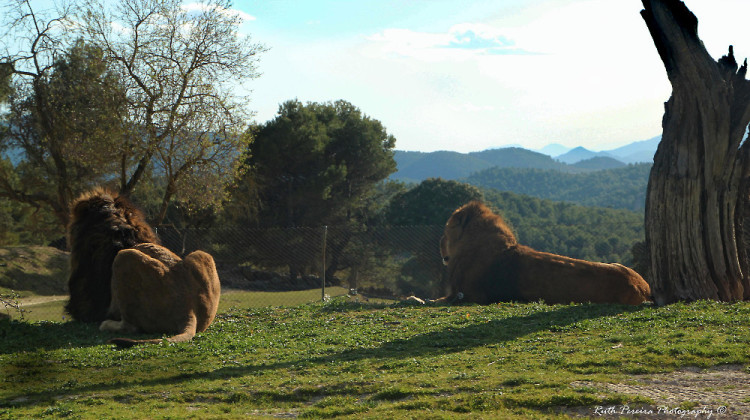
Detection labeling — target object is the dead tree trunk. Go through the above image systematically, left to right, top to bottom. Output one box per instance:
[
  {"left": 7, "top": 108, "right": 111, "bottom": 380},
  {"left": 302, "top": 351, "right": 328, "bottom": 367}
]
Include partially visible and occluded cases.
[{"left": 642, "top": 0, "right": 750, "bottom": 303}]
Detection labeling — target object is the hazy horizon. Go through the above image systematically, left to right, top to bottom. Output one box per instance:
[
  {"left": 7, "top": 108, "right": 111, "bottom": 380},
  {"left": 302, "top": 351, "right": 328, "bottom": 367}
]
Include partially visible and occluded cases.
[{"left": 392, "top": 134, "right": 661, "bottom": 154}]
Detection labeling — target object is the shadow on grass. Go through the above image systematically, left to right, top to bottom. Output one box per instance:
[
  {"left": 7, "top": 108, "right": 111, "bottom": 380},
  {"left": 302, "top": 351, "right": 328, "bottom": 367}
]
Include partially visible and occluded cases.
[
  {"left": 2, "top": 303, "right": 648, "bottom": 408},
  {"left": 0, "top": 318, "right": 162, "bottom": 354}
]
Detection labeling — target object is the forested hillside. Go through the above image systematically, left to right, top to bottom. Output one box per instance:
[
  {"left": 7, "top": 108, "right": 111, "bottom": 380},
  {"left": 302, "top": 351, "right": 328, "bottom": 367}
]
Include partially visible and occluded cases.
[
  {"left": 391, "top": 151, "right": 494, "bottom": 183},
  {"left": 571, "top": 156, "right": 626, "bottom": 170},
  {"left": 467, "top": 164, "right": 651, "bottom": 211},
  {"left": 480, "top": 188, "right": 643, "bottom": 265}
]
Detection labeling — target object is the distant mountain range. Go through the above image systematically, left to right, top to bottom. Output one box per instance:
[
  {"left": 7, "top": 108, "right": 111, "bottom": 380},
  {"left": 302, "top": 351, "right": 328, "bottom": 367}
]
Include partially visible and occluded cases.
[
  {"left": 392, "top": 135, "right": 660, "bottom": 183},
  {"left": 554, "top": 136, "right": 661, "bottom": 165},
  {"left": 392, "top": 148, "right": 570, "bottom": 183}
]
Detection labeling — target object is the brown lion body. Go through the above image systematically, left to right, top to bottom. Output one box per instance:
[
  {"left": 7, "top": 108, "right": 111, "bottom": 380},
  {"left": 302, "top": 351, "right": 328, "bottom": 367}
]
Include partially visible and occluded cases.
[
  {"left": 66, "top": 188, "right": 159, "bottom": 322},
  {"left": 438, "top": 201, "right": 651, "bottom": 305},
  {"left": 100, "top": 243, "right": 221, "bottom": 347}
]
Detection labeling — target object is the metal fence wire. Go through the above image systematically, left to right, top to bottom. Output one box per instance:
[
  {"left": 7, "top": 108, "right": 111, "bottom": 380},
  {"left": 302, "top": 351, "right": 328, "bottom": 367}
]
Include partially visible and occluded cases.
[{"left": 154, "top": 225, "right": 448, "bottom": 301}]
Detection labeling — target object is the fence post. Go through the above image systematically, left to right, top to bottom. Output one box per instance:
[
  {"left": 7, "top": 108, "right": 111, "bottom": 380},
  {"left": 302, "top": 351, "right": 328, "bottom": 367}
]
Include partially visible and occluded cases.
[{"left": 322, "top": 225, "right": 327, "bottom": 302}]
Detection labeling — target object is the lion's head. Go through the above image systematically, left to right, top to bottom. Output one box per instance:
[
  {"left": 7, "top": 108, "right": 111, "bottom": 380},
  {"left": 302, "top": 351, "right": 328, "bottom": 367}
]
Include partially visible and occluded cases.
[{"left": 440, "top": 201, "right": 517, "bottom": 266}]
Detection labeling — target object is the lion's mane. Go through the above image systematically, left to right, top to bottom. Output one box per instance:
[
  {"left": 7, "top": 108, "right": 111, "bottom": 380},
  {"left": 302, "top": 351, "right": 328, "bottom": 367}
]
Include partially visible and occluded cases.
[
  {"left": 65, "top": 187, "right": 159, "bottom": 322},
  {"left": 438, "top": 201, "right": 651, "bottom": 305}
]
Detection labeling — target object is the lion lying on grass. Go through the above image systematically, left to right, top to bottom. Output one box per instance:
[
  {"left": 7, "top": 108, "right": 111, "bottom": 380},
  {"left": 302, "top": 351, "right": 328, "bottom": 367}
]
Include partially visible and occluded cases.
[
  {"left": 435, "top": 201, "right": 651, "bottom": 305},
  {"left": 100, "top": 243, "right": 221, "bottom": 347}
]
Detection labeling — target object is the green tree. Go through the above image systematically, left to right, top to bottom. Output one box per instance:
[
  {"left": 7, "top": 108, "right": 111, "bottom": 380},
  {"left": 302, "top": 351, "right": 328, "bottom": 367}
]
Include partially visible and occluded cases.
[
  {"left": 0, "top": 11, "right": 128, "bottom": 228},
  {"left": 0, "top": 61, "right": 11, "bottom": 104},
  {"left": 234, "top": 99, "right": 396, "bottom": 278},
  {"left": 244, "top": 99, "right": 397, "bottom": 228},
  {"left": 0, "top": 157, "right": 61, "bottom": 246},
  {"left": 385, "top": 178, "right": 483, "bottom": 226}
]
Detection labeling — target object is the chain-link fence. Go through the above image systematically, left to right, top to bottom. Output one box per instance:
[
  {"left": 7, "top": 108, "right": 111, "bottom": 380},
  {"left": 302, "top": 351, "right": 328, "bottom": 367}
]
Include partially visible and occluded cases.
[
  {"left": 0, "top": 217, "right": 643, "bottom": 308},
  {"left": 152, "top": 217, "right": 644, "bottom": 306},
  {"left": 154, "top": 225, "right": 447, "bottom": 303}
]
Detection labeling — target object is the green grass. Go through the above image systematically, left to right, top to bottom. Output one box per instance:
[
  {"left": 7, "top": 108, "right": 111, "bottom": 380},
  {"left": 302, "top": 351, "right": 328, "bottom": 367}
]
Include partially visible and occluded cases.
[
  {"left": 220, "top": 287, "right": 354, "bottom": 310},
  {"left": 1, "top": 299, "right": 749, "bottom": 418}
]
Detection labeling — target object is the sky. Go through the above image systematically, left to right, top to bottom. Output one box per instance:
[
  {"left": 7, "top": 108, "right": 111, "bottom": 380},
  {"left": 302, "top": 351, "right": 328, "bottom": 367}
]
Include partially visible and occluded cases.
[{"left": 218, "top": 1, "right": 750, "bottom": 153}]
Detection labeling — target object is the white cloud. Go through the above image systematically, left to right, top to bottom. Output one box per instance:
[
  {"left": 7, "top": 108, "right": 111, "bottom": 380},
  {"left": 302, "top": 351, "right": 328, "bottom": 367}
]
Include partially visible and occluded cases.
[
  {"left": 353, "top": 1, "right": 672, "bottom": 151},
  {"left": 109, "top": 21, "right": 131, "bottom": 35},
  {"left": 365, "top": 23, "right": 535, "bottom": 62},
  {"left": 365, "top": 28, "right": 453, "bottom": 61}
]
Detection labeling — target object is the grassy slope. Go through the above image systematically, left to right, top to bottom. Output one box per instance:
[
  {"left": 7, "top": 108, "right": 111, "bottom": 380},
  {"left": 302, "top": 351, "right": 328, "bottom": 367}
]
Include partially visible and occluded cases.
[
  {"left": 0, "top": 246, "right": 68, "bottom": 298},
  {"left": 1, "top": 299, "right": 749, "bottom": 419}
]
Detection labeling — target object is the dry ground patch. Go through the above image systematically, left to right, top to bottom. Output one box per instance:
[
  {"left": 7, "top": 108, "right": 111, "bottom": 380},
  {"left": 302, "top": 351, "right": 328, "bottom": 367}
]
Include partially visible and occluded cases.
[{"left": 571, "top": 364, "right": 750, "bottom": 418}]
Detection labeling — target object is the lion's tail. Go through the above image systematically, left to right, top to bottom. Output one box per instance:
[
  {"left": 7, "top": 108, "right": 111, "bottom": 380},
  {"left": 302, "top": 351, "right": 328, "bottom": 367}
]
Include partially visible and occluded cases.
[{"left": 108, "top": 315, "right": 198, "bottom": 348}]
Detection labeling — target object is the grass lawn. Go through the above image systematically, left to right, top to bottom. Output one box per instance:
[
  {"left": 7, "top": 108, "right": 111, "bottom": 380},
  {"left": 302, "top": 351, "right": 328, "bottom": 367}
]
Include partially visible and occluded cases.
[{"left": 1, "top": 298, "right": 749, "bottom": 418}]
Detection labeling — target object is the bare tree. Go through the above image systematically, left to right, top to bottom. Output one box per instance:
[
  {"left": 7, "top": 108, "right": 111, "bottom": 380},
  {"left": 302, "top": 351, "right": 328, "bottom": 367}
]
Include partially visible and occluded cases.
[
  {"left": 81, "top": 0, "right": 266, "bottom": 223},
  {"left": 642, "top": 0, "right": 750, "bottom": 303}
]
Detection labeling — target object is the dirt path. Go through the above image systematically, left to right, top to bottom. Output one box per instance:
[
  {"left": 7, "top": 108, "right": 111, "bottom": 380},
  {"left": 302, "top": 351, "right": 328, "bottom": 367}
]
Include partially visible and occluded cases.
[
  {"left": 16, "top": 295, "right": 67, "bottom": 307},
  {"left": 570, "top": 365, "right": 750, "bottom": 418}
]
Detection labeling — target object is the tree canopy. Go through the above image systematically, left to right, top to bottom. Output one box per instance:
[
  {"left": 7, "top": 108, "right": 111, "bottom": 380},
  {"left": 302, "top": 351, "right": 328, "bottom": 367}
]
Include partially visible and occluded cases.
[
  {"left": 0, "top": 0, "right": 266, "bottom": 231},
  {"left": 1, "top": 34, "right": 127, "bottom": 226},
  {"left": 241, "top": 99, "right": 397, "bottom": 228},
  {"left": 466, "top": 164, "right": 650, "bottom": 211},
  {"left": 385, "top": 178, "right": 483, "bottom": 226}
]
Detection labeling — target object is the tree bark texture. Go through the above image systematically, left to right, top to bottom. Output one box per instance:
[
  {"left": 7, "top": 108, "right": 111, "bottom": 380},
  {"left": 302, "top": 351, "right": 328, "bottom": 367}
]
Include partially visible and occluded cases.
[{"left": 642, "top": 0, "right": 750, "bottom": 303}]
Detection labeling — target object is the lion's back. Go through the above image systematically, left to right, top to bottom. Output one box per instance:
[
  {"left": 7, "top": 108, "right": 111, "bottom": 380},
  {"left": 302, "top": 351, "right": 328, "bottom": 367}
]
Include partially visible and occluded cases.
[
  {"left": 111, "top": 245, "right": 221, "bottom": 334},
  {"left": 514, "top": 247, "right": 651, "bottom": 304},
  {"left": 183, "top": 250, "right": 221, "bottom": 332}
]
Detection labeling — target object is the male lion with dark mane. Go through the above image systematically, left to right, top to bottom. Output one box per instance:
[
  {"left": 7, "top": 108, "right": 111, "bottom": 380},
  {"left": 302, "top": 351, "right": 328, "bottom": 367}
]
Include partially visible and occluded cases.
[
  {"left": 67, "top": 187, "right": 221, "bottom": 347},
  {"left": 66, "top": 188, "right": 160, "bottom": 322},
  {"left": 436, "top": 201, "right": 651, "bottom": 305}
]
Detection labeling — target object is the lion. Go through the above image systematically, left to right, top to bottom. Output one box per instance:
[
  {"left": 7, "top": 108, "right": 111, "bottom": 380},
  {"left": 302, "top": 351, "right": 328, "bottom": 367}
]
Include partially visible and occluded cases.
[
  {"left": 66, "top": 188, "right": 159, "bottom": 322},
  {"left": 436, "top": 201, "right": 651, "bottom": 305},
  {"left": 100, "top": 243, "right": 221, "bottom": 347}
]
